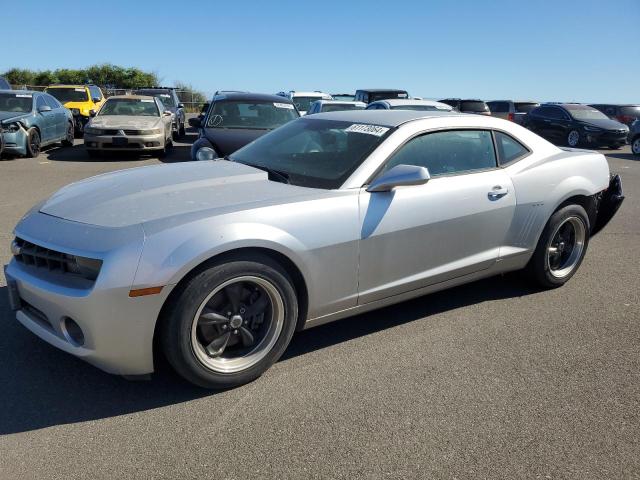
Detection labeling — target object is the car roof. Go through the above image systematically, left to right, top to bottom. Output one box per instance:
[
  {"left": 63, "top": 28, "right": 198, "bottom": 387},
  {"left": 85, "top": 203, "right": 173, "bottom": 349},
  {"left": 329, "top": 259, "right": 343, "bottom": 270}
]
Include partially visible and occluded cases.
[
  {"left": 46, "top": 84, "right": 93, "bottom": 88},
  {"left": 0, "top": 89, "right": 38, "bottom": 95},
  {"left": 356, "top": 89, "right": 407, "bottom": 93},
  {"left": 291, "top": 91, "right": 331, "bottom": 97},
  {"left": 212, "top": 92, "right": 292, "bottom": 103},
  {"left": 106, "top": 95, "right": 156, "bottom": 100},
  {"left": 374, "top": 99, "right": 452, "bottom": 108},
  {"left": 315, "top": 100, "right": 366, "bottom": 105},
  {"left": 488, "top": 100, "right": 538, "bottom": 103},
  {"left": 307, "top": 109, "right": 460, "bottom": 127}
]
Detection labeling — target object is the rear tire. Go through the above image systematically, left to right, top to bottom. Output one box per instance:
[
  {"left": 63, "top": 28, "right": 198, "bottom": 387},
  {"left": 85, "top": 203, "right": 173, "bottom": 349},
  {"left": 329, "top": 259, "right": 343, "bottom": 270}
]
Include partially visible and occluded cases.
[
  {"left": 25, "top": 128, "right": 41, "bottom": 158},
  {"left": 566, "top": 130, "right": 580, "bottom": 148},
  {"left": 631, "top": 136, "right": 640, "bottom": 155},
  {"left": 525, "top": 204, "right": 590, "bottom": 288},
  {"left": 161, "top": 255, "right": 298, "bottom": 389}
]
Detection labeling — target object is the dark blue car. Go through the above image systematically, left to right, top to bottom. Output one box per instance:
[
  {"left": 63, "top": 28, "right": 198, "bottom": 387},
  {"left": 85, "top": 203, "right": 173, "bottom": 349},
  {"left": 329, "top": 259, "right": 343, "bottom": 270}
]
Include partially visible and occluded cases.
[{"left": 0, "top": 90, "right": 75, "bottom": 158}]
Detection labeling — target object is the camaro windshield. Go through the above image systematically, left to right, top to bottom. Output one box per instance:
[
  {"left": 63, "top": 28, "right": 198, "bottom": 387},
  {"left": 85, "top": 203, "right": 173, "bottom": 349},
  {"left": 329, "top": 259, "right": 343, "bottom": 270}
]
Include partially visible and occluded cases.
[
  {"left": 46, "top": 88, "right": 89, "bottom": 103},
  {"left": 136, "top": 90, "right": 177, "bottom": 107},
  {"left": 0, "top": 93, "right": 33, "bottom": 113},
  {"left": 99, "top": 99, "right": 160, "bottom": 116},
  {"left": 206, "top": 101, "right": 298, "bottom": 129},
  {"left": 566, "top": 106, "right": 609, "bottom": 121},
  {"left": 229, "top": 118, "right": 392, "bottom": 189}
]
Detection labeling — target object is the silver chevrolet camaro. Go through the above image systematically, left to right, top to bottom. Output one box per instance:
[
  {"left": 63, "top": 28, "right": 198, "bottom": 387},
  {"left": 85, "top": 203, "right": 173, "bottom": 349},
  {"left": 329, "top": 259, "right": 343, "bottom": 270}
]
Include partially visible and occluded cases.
[{"left": 4, "top": 110, "right": 623, "bottom": 388}]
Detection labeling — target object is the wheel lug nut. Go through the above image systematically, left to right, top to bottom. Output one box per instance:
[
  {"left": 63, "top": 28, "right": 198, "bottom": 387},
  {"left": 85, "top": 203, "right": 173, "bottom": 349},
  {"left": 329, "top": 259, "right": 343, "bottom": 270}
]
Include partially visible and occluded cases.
[{"left": 233, "top": 329, "right": 238, "bottom": 334}]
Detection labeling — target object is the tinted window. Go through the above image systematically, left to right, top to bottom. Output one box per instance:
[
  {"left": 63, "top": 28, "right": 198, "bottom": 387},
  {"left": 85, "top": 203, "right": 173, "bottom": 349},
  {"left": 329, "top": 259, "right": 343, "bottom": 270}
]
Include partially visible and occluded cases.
[
  {"left": 89, "top": 86, "right": 103, "bottom": 100},
  {"left": 46, "top": 87, "right": 89, "bottom": 103},
  {"left": 135, "top": 89, "right": 176, "bottom": 107},
  {"left": 369, "top": 91, "right": 409, "bottom": 102},
  {"left": 44, "top": 94, "right": 61, "bottom": 109},
  {"left": 439, "top": 99, "right": 458, "bottom": 108},
  {"left": 207, "top": 100, "right": 298, "bottom": 129},
  {"left": 460, "top": 101, "right": 489, "bottom": 112},
  {"left": 488, "top": 101, "right": 509, "bottom": 113},
  {"left": 514, "top": 102, "right": 539, "bottom": 113},
  {"left": 321, "top": 103, "right": 365, "bottom": 113},
  {"left": 564, "top": 105, "right": 608, "bottom": 121},
  {"left": 620, "top": 106, "right": 640, "bottom": 116},
  {"left": 546, "top": 107, "right": 567, "bottom": 120},
  {"left": 229, "top": 118, "right": 391, "bottom": 189},
  {"left": 382, "top": 130, "right": 496, "bottom": 177},
  {"left": 494, "top": 131, "right": 529, "bottom": 166}
]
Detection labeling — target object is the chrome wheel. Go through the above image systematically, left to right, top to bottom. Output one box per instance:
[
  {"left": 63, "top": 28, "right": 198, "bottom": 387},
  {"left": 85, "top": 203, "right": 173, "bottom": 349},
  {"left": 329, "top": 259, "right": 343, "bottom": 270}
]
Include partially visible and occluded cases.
[
  {"left": 567, "top": 130, "right": 580, "bottom": 147},
  {"left": 632, "top": 137, "right": 640, "bottom": 155},
  {"left": 546, "top": 216, "right": 586, "bottom": 278},
  {"left": 190, "top": 276, "right": 284, "bottom": 374}
]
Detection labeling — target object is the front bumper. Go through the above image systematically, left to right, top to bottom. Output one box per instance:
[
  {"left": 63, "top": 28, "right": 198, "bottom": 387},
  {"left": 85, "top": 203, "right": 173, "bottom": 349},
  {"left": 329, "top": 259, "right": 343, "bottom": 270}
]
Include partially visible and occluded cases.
[
  {"left": 73, "top": 114, "right": 90, "bottom": 133},
  {"left": 0, "top": 127, "right": 28, "bottom": 155},
  {"left": 584, "top": 129, "right": 628, "bottom": 146},
  {"left": 84, "top": 132, "right": 165, "bottom": 152},
  {"left": 3, "top": 211, "right": 167, "bottom": 376}
]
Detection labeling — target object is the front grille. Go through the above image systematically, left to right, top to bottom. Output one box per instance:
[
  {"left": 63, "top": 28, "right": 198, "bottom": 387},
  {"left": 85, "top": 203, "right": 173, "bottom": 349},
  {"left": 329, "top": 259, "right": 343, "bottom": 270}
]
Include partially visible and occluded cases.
[
  {"left": 100, "top": 129, "right": 119, "bottom": 135},
  {"left": 123, "top": 129, "right": 143, "bottom": 135},
  {"left": 13, "top": 238, "right": 75, "bottom": 274},
  {"left": 22, "top": 300, "right": 53, "bottom": 331}
]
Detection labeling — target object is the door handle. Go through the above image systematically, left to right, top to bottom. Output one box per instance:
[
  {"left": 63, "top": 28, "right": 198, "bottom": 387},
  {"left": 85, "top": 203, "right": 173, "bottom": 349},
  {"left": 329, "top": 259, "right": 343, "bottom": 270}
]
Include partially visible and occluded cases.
[{"left": 488, "top": 185, "right": 509, "bottom": 200}]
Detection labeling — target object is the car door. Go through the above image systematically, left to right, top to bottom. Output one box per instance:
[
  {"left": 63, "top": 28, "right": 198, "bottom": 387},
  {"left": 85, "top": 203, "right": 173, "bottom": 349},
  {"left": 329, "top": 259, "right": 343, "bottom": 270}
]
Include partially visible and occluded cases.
[
  {"left": 44, "top": 94, "right": 65, "bottom": 139},
  {"left": 34, "top": 95, "right": 55, "bottom": 142},
  {"left": 157, "top": 98, "right": 171, "bottom": 141},
  {"left": 546, "top": 106, "right": 571, "bottom": 142},
  {"left": 358, "top": 129, "right": 516, "bottom": 304}
]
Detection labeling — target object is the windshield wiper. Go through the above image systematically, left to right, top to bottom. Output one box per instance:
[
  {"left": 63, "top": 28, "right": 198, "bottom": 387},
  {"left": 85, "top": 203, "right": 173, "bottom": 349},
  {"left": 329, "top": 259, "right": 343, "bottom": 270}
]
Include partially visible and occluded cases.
[{"left": 228, "top": 158, "right": 290, "bottom": 184}]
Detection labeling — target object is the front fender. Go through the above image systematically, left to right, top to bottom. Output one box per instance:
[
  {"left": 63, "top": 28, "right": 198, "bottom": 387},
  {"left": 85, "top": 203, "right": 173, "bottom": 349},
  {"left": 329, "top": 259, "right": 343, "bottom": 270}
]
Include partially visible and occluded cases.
[
  {"left": 190, "top": 137, "right": 216, "bottom": 161},
  {"left": 133, "top": 220, "right": 309, "bottom": 292}
]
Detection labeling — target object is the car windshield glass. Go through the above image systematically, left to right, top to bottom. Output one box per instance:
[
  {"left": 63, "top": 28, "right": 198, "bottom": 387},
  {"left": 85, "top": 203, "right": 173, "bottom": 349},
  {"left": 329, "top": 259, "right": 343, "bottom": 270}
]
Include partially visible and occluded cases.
[
  {"left": 46, "top": 88, "right": 89, "bottom": 103},
  {"left": 136, "top": 90, "right": 176, "bottom": 107},
  {"left": 370, "top": 91, "right": 409, "bottom": 102},
  {"left": 0, "top": 93, "right": 33, "bottom": 113},
  {"left": 332, "top": 95, "right": 354, "bottom": 101},
  {"left": 292, "top": 96, "right": 324, "bottom": 112},
  {"left": 99, "top": 98, "right": 160, "bottom": 116},
  {"left": 206, "top": 100, "right": 298, "bottom": 129},
  {"left": 460, "top": 101, "right": 489, "bottom": 112},
  {"left": 515, "top": 102, "right": 539, "bottom": 113},
  {"left": 321, "top": 104, "right": 365, "bottom": 113},
  {"left": 390, "top": 105, "right": 444, "bottom": 111},
  {"left": 565, "top": 105, "right": 609, "bottom": 121},
  {"left": 620, "top": 106, "right": 640, "bottom": 116},
  {"left": 229, "top": 118, "right": 392, "bottom": 189}
]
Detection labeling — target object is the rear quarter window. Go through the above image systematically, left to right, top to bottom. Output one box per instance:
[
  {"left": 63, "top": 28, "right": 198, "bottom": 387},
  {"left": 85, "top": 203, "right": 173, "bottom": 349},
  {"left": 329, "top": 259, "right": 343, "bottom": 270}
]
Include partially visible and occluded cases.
[{"left": 494, "top": 131, "right": 530, "bottom": 166}]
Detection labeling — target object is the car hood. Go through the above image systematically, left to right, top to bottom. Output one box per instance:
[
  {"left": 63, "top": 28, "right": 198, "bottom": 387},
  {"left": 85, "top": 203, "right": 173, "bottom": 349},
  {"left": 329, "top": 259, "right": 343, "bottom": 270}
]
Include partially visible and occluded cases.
[
  {"left": 60, "top": 101, "right": 91, "bottom": 109},
  {"left": 0, "top": 111, "right": 28, "bottom": 124},
  {"left": 89, "top": 115, "right": 162, "bottom": 129},
  {"left": 580, "top": 118, "right": 628, "bottom": 131},
  {"left": 203, "top": 127, "right": 271, "bottom": 156},
  {"left": 39, "top": 160, "right": 316, "bottom": 228}
]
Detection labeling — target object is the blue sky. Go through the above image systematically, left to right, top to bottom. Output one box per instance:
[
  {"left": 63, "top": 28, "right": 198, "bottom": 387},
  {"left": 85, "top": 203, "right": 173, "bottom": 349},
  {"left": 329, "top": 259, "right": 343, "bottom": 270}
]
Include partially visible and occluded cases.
[{"left": 2, "top": 0, "right": 638, "bottom": 103}]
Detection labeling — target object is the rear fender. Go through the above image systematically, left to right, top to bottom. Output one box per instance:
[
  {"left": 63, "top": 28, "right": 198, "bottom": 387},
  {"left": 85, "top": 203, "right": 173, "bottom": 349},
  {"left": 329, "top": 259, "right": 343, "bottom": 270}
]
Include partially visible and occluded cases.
[{"left": 592, "top": 174, "right": 624, "bottom": 235}]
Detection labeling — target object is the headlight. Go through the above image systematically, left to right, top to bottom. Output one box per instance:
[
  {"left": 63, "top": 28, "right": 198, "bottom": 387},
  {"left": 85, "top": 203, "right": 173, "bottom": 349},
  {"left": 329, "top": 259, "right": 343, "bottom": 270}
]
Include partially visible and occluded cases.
[
  {"left": 71, "top": 108, "right": 80, "bottom": 116},
  {"left": 4, "top": 122, "right": 21, "bottom": 132},
  {"left": 583, "top": 125, "right": 603, "bottom": 132},
  {"left": 84, "top": 127, "right": 102, "bottom": 135},
  {"left": 138, "top": 129, "right": 162, "bottom": 135},
  {"left": 196, "top": 146, "right": 217, "bottom": 161}
]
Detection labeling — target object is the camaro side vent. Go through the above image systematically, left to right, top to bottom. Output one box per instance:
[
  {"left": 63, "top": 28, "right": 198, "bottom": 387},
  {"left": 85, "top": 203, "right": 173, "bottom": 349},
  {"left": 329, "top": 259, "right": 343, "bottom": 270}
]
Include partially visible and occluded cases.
[{"left": 12, "top": 237, "right": 102, "bottom": 281}]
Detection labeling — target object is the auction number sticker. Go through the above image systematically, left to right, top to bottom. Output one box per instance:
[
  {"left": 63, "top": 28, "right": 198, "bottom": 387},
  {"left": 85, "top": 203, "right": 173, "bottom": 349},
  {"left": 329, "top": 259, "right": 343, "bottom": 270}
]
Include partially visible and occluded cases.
[
  {"left": 74, "top": 88, "right": 85, "bottom": 92},
  {"left": 16, "top": 94, "right": 32, "bottom": 98},
  {"left": 141, "top": 99, "right": 155, "bottom": 103},
  {"left": 274, "top": 102, "right": 294, "bottom": 109},
  {"left": 344, "top": 124, "right": 390, "bottom": 136}
]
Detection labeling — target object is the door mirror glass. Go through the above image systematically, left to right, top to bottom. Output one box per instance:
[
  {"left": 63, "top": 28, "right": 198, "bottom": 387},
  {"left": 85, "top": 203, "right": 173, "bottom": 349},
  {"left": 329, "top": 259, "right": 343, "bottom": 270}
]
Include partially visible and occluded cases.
[
  {"left": 178, "top": 103, "right": 185, "bottom": 109},
  {"left": 38, "top": 105, "right": 52, "bottom": 113},
  {"left": 163, "top": 110, "right": 172, "bottom": 116},
  {"left": 367, "top": 164, "right": 430, "bottom": 193}
]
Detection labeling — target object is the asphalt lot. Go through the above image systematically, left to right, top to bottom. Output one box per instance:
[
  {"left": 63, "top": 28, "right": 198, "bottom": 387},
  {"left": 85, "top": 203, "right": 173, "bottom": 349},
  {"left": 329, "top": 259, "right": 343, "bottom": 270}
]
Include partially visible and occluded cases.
[{"left": 0, "top": 130, "right": 638, "bottom": 479}]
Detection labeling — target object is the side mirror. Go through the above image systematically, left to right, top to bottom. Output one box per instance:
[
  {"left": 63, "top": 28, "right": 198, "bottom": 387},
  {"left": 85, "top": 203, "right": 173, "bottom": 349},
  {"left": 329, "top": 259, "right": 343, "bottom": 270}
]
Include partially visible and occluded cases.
[
  {"left": 92, "top": 97, "right": 101, "bottom": 103},
  {"left": 178, "top": 103, "right": 185, "bottom": 109},
  {"left": 38, "top": 105, "right": 52, "bottom": 113},
  {"left": 89, "top": 110, "right": 97, "bottom": 117},
  {"left": 163, "top": 110, "right": 172, "bottom": 116},
  {"left": 188, "top": 117, "right": 201, "bottom": 128},
  {"left": 366, "top": 164, "right": 430, "bottom": 193}
]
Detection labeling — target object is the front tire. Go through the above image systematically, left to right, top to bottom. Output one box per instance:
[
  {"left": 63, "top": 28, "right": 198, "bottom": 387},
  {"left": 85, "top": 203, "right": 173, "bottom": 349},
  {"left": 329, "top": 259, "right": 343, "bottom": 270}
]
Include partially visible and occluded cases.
[
  {"left": 61, "top": 122, "right": 75, "bottom": 147},
  {"left": 25, "top": 128, "right": 41, "bottom": 158},
  {"left": 566, "top": 130, "right": 580, "bottom": 148},
  {"left": 632, "top": 136, "right": 640, "bottom": 155},
  {"left": 525, "top": 204, "right": 590, "bottom": 288},
  {"left": 161, "top": 256, "right": 298, "bottom": 389}
]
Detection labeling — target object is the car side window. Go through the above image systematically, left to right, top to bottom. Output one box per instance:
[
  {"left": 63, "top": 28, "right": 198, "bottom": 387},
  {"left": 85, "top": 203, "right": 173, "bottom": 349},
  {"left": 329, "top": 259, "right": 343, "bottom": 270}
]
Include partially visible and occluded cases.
[
  {"left": 89, "top": 86, "right": 102, "bottom": 101},
  {"left": 44, "top": 94, "right": 61, "bottom": 109},
  {"left": 35, "top": 96, "right": 47, "bottom": 111},
  {"left": 489, "top": 101, "right": 509, "bottom": 113},
  {"left": 382, "top": 130, "right": 497, "bottom": 177},
  {"left": 494, "top": 131, "right": 529, "bottom": 166}
]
